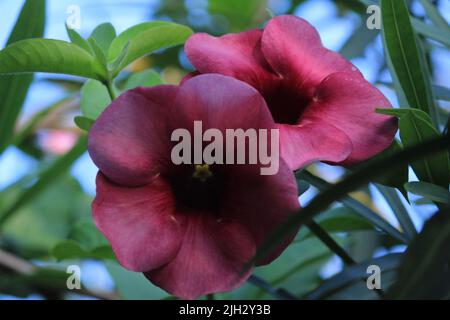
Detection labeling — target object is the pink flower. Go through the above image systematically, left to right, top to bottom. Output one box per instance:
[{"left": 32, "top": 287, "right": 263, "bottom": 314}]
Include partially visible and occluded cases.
[
  {"left": 185, "top": 15, "right": 398, "bottom": 170},
  {"left": 88, "top": 74, "right": 300, "bottom": 299}
]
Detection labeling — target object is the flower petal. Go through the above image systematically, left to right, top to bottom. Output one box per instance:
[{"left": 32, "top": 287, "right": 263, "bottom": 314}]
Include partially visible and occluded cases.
[
  {"left": 261, "top": 15, "right": 360, "bottom": 95},
  {"left": 185, "top": 30, "right": 279, "bottom": 93},
  {"left": 302, "top": 72, "right": 398, "bottom": 165},
  {"left": 172, "top": 73, "right": 275, "bottom": 133},
  {"left": 88, "top": 85, "right": 177, "bottom": 186},
  {"left": 279, "top": 122, "right": 353, "bottom": 170},
  {"left": 222, "top": 158, "right": 300, "bottom": 265},
  {"left": 92, "top": 173, "right": 185, "bottom": 272},
  {"left": 145, "top": 214, "right": 255, "bottom": 299}
]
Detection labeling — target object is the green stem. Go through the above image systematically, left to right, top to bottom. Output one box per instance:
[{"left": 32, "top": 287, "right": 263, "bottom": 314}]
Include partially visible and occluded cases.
[{"left": 106, "top": 80, "right": 117, "bottom": 100}]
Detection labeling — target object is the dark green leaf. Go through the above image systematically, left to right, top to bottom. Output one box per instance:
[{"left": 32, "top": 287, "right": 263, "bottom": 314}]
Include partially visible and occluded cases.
[
  {"left": 0, "top": 0, "right": 45, "bottom": 154},
  {"left": 381, "top": 0, "right": 439, "bottom": 124},
  {"left": 80, "top": 79, "right": 111, "bottom": 120},
  {"left": 377, "top": 108, "right": 450, "bottom": 187},
  {"left": 74, "top": 116, "right": 94, "bottom": 131},
  {"left": 405, "top": 181, "right": 450, "bottom": 204},
  {"left": 387, "top": 211, "right": 450, "bottom": 299}
]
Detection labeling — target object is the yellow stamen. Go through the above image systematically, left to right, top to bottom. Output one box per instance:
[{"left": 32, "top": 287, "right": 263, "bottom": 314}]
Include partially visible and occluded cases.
[{"left": 192, "top": 164, "right": 213, "bottom": 182}]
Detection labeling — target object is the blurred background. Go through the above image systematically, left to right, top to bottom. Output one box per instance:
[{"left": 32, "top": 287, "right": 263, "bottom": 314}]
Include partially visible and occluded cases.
[{"left": 0, "top": 0, "right": 449, "bottom": 299}]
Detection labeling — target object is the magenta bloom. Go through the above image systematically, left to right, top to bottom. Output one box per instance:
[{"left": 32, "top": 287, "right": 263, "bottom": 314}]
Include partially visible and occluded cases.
[
  {"left": 185, "top": 15, "right": 398, "bottom": 170},
  {"left": 88, "top": 74, "right": 300, "bottom": 299}
]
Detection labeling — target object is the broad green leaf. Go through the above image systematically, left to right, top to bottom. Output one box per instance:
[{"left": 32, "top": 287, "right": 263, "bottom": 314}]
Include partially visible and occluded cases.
[
  {"left": 0, "top": 0, "right": 45, "bottom": 155},
  {"left": 381, "top": 0, "right": 439, "bottom": 125},
  {"left": 108, "top": 21, "right": 171, "bottom": 61},
  {"left": 89, "top": 23, "right": 116, "bottom": 55},
  {"left": 110, "top": 23, "right": 193, "bottom": 76},
  {"left": 65, "top": 24, "right": 93, "bottom": 54},
  {"left": 0, "top": 39, "right": 107, "bottom": 80},
  {"left": 123, "top": 69, "right": 164, "bottom": 91},
  {"left": 80, "top": 79, "right": 111, "bottom": 120},
  {"left": 377, "top": 108, "right": 450, "bottom": 187},
  {"left": 74, "top": 116, "right": 94, "bottom": 131},
  {"left": 251, "top": 134, "right": 450, "bottom": 267},
  {"left": 296, "top": 170, "right": 407, "bottom": 243},
  {"left": 405, "top": 181, "right": 450, "bottom": 204},
  {"left": 387, "top": 212, "right": 450, "bottom": 299},
  {"left": 52, "top": 241, "right": 114, "bottom": 261},
  {"left": 307, "top": 254, "right": 402, "bottom": 299}
]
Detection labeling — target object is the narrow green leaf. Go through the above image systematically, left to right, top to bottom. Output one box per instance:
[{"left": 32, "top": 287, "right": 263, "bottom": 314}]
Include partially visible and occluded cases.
[
  {"left": 0, "top": 0, "right": 45, "bottom": 154},
  {"left": 381, "top": 0, "right": 439, "bottom": 125},
  {"left": 418, "top": 0, "right": 450, "bottom": 33},
  {"left": 412, "top": 18, "right": 450, "bottom": 47},
  {"left": 108, "top": 21, "right": 171, "bottom": 61},
  {"left": 89, "top": 23, "right": 116, "bottom": 54},
  {"left": 111, "top": 23, "right": 193, "bottom": 76},
  {"left": 340, "top": 23, "right": 379, "bottom": 59},
  {"left": 65, "top": 24, "right": 93, "bottom": 54},
  {"left": 0, "top": 39, "right": 107, "bottom": 80},
  {"left": 123, "top": 69, "right": 163, "bottom": 91},
  {"left": 80, "top": 79, "right": 111, "bottom": 120},
  {"left": 434, "top": 85, "right": 450, "bottom": 101},
  {"left": 377, "top": 108, "right": 450, "bottom": 187},
  {"left": 74, "top": 116, "right": 94, "bottom": 131},
  {"left": 251, "top": 134, "right": 450, "bottom": 267},
  {"left": 0, "top": 136, "right": 87, "bottom": 227},
  {"left": 296, "top": 171, "right": 407, "bottom": 243},
  {"left": 405, "top": 181, "right": 450, "bottom": 204},
  {"left": 375, "top": 184, "right": 417, "bottom": 240},
  {"left": 387, "top": 211, "right": 450, "bottom": 299},
  {"left": 307, "top": 254, "right": 402, "bottom": 299}
]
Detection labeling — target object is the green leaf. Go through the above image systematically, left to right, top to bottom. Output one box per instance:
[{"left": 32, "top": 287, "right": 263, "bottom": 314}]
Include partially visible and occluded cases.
[
  {"left": 0, "top": 0, "right": 45, "bottom": 155},
  {"left": 381, "top": 0, "right": 439, "bottom": 125},
  {"left": 418, "top": 0, "right": 450, "bottom": 33},
  {"left": 412, "top": 18, "right": 450, "bottom": 47},
  {"left": 108, "top": 21, "right": 171, "bottom": 61},
  {"left": 89, "top": 23, "right": 116, "bottom": 55},
  {"left": 110, "top": 23, "right": 193, "bottom": 76},
  {"left": 340, "top": 23, "right": 379, "bottom": 59},
  {"left": 65, "top": 24, "right": 93, "bottom": 54},
  {"left": 0, "top": 39, "right": 107, "bottom": 80},
  {"left": 123, "top": 69, "right": 164, "bottom": 91},
  {"left": 80, "top": 79, "right": 111, "bottom": 120},
  {"left": 434, "top": 85, "right": 450, "bottom": 101},
  {"left": 377, "top": 108, "right": 450, "bottom": 187},
  {"left": 74, "top": 116, "right": 94, "bottom": 131},
  {"left": 251, "top": 134, "right": 450, "bottom": 267},
  {"left": 0, "top": 136, "right": 87, "bottom": 227},
  {"left": 296, "top": 171, "right": 407, "bottom": 243},
  {"left": 405, "top": 181, "right": 450, "bottom": 204},
  {"left": 375, "top": 184, "right": 417, "bottom": 240},
  {"left": 387, "top": 211, "right": 450, "bottom": 299},
  {"left": 307, "top": 254, "right": 402, "bottom": 299},
  {"left": 105, "top": 261, "right": 169, "bottom": 299}
]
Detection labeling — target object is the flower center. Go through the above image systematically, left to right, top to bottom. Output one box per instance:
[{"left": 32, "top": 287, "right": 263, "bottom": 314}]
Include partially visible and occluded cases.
[{"left": 171, "top": 164, "right": 224, "bottom": 212}]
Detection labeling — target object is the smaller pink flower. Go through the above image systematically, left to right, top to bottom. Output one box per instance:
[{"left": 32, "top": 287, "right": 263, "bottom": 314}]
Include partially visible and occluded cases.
[
  {"left": 185, "top": 15, "right": 398, "bottom": 170},
  {"left": 88, "top": 74, "right": 300, "bottom": 299}
]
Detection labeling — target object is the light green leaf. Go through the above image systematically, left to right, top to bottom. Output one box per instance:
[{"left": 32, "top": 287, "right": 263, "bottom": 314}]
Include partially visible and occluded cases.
[
  {"left": 0, "top": 0, "right": 45, "bottom": 155},
  {"left": 381, "top": 0, "right": 439, "bottom": 125},
  {"left": 418, "top": 0, "right": 450, "bottom": 33},
  {"left": 412, "top": 18, "right": 450, "bottom": 47},
  {"left": 108, "top": 21, "right": 171, "bottom": 61},
  {"left": 89, "top": 23, "right": 116, "bottom": 54},
  {"left": 110, "top": 23, "right": 193, "bottom": 76},
  {"left": 65, "top": 24, "right": 93, "bottom": 54},
  {"left": 0, "top": 39, "right": 107, "bottom": 80},
  {"left": 123, "top": 69, "right": 164, "bottom": 91},
  {"left": 80, "top": 79, "right": 111, "bottom": 120},
  {"left": 377, "top": 108, "right": 450, "bottom": 187},
  {"left": 405, "top": 181, "right": 450, "bottom": 204}
]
